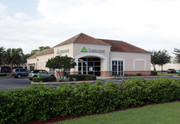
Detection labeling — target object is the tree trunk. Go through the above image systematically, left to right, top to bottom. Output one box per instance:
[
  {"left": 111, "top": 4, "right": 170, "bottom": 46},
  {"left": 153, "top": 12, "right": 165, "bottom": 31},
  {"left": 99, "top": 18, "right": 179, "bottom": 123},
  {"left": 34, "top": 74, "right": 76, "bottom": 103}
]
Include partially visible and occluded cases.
[
  {"left": 10, "top": 61, "right": 13, "bottom": 75},
  {"left": 153, "top": 64, "right": 156, "bottom": 71},
  {"left": 161, "top": 65, "right": 163, "bottom": 74}
]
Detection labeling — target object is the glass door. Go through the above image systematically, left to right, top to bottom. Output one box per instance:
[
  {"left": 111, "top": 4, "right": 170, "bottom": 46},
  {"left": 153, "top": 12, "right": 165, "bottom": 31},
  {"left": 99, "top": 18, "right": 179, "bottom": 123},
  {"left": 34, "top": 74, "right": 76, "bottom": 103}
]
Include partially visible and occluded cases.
[{"left": 112, "top": 60, "right": 124, "bottom": 76}]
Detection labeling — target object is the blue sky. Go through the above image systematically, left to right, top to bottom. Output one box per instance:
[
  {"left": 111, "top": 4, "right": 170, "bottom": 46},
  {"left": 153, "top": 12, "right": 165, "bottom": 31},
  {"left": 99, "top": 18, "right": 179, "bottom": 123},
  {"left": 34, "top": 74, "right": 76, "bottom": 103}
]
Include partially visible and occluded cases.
[
  {"left": 0, "top": 0, "right": 180, "bottom": 54},
  {"left": 0, "top": 0, "right": 38, "bottom": 17}
]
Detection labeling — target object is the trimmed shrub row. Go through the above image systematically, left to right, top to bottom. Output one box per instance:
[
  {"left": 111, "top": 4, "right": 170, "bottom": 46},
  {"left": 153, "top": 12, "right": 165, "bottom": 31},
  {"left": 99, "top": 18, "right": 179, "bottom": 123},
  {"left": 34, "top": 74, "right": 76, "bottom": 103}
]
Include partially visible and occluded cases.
[
  {"left": 151, "top": 71, "right": 157, "bottom": 76},
  {"left": 0, "top": 73, "right": 10, "bottom": 76},
  {"left": 124, "top": 73, "right": 142, "bottom": 76},
  {"left": 69, "top": 74, "right": 96, "bottom": 80},
  {"left": 32, "top": 76, "right": 56, "bottom": 82},
  {"left": 1, "top": 78, "right": 180, "bottom": 123}
]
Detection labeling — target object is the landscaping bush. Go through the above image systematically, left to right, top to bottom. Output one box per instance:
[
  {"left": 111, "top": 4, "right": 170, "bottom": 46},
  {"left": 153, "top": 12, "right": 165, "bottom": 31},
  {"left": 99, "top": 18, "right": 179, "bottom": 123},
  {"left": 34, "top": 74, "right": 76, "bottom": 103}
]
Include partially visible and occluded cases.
[
  {"left": 151, "top": 71, "right": 157, "bottom": 76},
  {"left": 0, "top": 73, "right": 10, "bottom": 76},
  {"left": 124, "top": 73, "right": 129, "bottom": 76},
  {"left": 129, "top": 73, "right": 135, "bottom": 76},
  {"left": 136, "top": 73, "right": 142, "bottom": 76},
  {"left": 69, "top": 74, "right": 96, "bottom": 81},
  {"left": 32, "top": 76, "right": 56, "bottom": 82},
  {"left": 1, "top": 78, "right": 180, "bottom": 123}
]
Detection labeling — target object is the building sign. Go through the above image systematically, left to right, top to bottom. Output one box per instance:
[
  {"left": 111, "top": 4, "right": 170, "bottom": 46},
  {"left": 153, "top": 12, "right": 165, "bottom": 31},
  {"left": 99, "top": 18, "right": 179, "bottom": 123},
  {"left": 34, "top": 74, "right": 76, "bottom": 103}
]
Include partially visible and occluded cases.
[
  {"left": 81, "top": 47, "right": 105, "bottom": 53},
  {"left": 56, "top": 49, "right": 69, "bottom": 54}
]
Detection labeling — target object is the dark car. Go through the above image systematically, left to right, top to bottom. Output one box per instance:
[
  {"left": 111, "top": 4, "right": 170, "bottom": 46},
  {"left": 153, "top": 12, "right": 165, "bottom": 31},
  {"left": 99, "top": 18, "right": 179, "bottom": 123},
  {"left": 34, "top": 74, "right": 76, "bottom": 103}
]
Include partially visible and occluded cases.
[
  {"left": 12, "top": 68, "right": 29, "bottom": 78},
  {"left": 167, "top": 69, "right": 176, "bottom": 73},
  {"left": 28, "top": 70, "right": 54, "bottom": 80}
]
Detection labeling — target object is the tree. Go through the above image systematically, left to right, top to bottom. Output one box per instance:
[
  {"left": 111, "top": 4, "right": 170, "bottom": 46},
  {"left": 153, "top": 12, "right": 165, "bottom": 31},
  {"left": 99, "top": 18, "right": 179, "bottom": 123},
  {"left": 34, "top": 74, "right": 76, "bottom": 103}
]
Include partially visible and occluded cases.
[
  {"left": 31, "top": 46, "right": 50, "bottom": 55},
  {"left": 0, "top": 47, "right": 4, "bottom": 65},
  {"left": 2, "top": 48, "right": 23, "bottom": 73},
  {"left": 173, "top": 48, "right": 180, "bottom": 63},
  {"left": 151, "top": 50, "right": 171, "bottom": 72},
  {"left": 157, "top": 50, "right": 171, "bottom": 72},
  {"left": 151, "top": 51, "right": 159, "bottom": 71},
  {"left": 21, "top": 54, "right": 31, "bottom": 65},
  {"left": 46, "top": 55, "right": 76, "bottom": 77}
]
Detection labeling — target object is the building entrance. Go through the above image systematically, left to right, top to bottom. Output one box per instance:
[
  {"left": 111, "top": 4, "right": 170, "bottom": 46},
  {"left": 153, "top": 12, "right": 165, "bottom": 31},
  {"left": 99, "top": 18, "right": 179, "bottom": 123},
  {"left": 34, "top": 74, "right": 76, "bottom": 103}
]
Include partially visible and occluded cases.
[{"left": 78, "top": 57, "right": 101, "bottom": 76}]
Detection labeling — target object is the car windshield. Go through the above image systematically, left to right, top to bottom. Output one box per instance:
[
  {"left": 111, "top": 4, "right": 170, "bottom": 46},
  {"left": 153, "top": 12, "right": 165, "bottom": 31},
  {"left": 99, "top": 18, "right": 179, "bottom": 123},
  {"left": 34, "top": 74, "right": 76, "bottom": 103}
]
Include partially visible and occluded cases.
[{"left": 31, "top": 70, "right": 39, "bottom": 73}]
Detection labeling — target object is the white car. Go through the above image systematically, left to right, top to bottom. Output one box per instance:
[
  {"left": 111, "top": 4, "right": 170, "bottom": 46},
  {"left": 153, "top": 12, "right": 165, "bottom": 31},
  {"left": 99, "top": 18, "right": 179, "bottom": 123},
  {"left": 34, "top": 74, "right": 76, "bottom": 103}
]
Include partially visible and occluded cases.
[{"left": 28, "top": 70, "right": 54, "bottom": 80}]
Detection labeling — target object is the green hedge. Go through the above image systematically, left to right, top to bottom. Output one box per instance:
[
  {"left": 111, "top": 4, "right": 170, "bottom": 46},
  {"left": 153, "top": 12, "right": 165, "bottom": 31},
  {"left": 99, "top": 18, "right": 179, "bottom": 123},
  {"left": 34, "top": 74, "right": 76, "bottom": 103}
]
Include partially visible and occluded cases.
[
  {"left": 151, "top": 71, "right": 157, "bottom": 76},
  {"left": 0, "top": 73, "right": 10, "bottom": 76},
  {"left": 69, "top": 74, "right": 96, "bottom": 81},
  {"left": 32, "top": 76, "right": 56, "bottom": 82},
  {"left": 1, "top": 78, "right": 180, "bottom": 123}
]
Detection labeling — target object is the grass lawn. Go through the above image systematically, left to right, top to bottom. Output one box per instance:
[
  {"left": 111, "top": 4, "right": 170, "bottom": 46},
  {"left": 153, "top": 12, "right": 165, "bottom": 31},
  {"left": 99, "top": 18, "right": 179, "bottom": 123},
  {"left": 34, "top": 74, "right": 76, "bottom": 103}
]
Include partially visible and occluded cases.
[
  {"left": 157, "top": 72, "right": 178, "bottom": 76},
  {"left": 53, "top": 102, "right": 180, "bottom": 124}
]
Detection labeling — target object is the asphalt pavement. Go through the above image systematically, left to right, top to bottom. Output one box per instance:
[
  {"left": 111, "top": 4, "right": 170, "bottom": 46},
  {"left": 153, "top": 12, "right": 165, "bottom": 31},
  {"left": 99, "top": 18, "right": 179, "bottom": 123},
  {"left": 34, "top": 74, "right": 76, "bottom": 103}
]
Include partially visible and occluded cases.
[
  {"left": 1, "top": 76, "right": 180, "bottom": 91},
  {"left": 0, "top": 77, "right": 31, "bottom": 91}
]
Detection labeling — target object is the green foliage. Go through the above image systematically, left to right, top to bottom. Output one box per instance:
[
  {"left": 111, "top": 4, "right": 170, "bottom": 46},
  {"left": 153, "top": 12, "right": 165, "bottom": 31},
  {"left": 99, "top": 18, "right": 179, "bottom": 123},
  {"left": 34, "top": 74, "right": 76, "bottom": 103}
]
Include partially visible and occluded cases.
[
  {"left": 31, "top": 46, "right": 50, "bottom": 55},
  {"left": 0, "top": 47, "right": 4, "bottom": 65},
  {"left": 2, "top": 48, "right": 23, "bottom": 72},
  {"left": 173, "top": 48, "right": 180, "bottom": 63},
  {"left": 151, "top": 50, "right": 171, "bottom": 71},
  {"left": 21, "top": 54, "right": 31, "bottom": 64},
  {"left": 46, "top": 55, "right": 76, "bottom": 77},
  {"left": 46, "top": 55, "right": 76, "bottom": 70},
  {"left": 151, "top": 71, "right": 157, "bottom": 76},
  {"left": 0, "top": 73, "right": 10, "bottom": 76},
  {"left": 124, "top": 73, "right": 136, "bottom": 76},
  {"left": 124, "top": 73, "right": 129, "bottom": 76},
  {"left": 136, "top": 73, "right": 142, "bottom": 76},
  {"left": 69, "top": 74, "right": 96, "bottom": 80},
  {"left": 32, "top": 76, "right": 56, "bottom": 82},
  {"left": 1, "top": 78, "right": 180, "bottom": 123}
]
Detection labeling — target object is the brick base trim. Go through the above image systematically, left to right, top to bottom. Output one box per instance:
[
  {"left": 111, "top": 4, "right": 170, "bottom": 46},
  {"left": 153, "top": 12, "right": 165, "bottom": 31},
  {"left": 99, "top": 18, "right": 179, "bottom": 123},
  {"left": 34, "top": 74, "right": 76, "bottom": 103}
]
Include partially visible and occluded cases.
[
  {"left": 70, "top": 71, "right": 79, "bottom": 75},
  {"left": 101, "top": 71, "right": 112, "bottom": 77},
  {"left": 124, "top": 71, "right": 151, "bottom": 76}
]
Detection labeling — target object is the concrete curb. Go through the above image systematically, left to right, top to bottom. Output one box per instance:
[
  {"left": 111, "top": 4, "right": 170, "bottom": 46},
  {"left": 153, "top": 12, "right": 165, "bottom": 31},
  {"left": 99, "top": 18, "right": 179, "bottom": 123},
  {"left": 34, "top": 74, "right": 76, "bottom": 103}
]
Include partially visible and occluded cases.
[{"left": 31, "top": 80, "right": 96, "bottom": 85}]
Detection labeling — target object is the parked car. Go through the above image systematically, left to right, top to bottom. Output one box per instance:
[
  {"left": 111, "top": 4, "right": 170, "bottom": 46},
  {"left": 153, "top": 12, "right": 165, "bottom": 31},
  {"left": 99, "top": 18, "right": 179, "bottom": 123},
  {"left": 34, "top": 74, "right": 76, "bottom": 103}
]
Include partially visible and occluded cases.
[
  {"left": 12, "top": 68, "right": 29, "bottom": 78},
  {"left": 167, "top": 69, "right": 176, "bottom": 73},
  {"left": 28, "top": 70, "right": 54, "bottom": 80},
  {"left": 176, "top": 70, "right": 180, "bottom": 74}
]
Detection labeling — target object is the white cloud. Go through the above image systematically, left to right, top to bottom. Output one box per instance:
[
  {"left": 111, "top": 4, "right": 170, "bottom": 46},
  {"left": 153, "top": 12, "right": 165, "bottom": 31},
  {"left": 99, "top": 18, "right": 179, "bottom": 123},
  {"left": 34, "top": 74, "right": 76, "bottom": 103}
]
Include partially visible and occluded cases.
[
  {"left": 0, "top": 0, "right": 180, "bottom": 54},
  {"left": 15, "top": 12, "right": 31, "bottom": 20}
]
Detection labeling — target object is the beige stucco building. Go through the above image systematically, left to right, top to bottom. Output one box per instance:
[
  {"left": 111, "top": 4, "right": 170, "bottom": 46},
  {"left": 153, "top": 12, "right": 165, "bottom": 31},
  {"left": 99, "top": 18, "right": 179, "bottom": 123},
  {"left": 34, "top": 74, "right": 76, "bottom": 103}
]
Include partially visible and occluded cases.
[{"left": 27, "top": 33, "right": 151, "bottom": 77}]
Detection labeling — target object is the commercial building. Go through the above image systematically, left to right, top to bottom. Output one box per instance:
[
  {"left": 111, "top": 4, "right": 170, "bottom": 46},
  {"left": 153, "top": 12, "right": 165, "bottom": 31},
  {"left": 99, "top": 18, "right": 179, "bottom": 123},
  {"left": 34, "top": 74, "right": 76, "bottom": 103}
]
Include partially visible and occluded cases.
[{"left": 27, "top": 33, "right": 151, "bottom": 77}]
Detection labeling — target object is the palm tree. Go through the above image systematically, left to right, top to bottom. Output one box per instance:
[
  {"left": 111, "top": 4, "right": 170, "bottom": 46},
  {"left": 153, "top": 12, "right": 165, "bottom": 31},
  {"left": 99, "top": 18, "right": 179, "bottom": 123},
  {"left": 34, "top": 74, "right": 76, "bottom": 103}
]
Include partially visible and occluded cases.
[{"left": 2, "top": 48, "right": 23, "bottom": 73}]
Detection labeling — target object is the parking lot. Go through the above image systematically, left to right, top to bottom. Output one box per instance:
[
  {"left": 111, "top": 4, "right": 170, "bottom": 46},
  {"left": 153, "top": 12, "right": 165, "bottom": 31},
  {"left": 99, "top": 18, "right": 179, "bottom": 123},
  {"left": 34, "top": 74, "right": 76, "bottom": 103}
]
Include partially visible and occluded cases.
[
  {"left": 1, "top": 76, "right": 180, "bottom": 91},
  {"left": 0, "top": 77, "right": 31, "bottom": 91}
]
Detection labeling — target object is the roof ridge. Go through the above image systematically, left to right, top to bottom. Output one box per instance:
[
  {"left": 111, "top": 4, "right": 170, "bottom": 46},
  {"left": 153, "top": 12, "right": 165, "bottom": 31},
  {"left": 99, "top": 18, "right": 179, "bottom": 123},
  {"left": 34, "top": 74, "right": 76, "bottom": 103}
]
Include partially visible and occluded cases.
[{"left": 73, "top": 33, "right": 83, "bottom": 43}]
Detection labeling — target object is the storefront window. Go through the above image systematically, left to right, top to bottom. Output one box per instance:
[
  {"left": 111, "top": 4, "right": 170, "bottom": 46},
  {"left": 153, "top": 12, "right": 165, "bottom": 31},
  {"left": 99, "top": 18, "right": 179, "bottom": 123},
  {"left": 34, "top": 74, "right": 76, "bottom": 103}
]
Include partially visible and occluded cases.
[{"left": 112, "top": 60, "right": 123, "bottom": 76}]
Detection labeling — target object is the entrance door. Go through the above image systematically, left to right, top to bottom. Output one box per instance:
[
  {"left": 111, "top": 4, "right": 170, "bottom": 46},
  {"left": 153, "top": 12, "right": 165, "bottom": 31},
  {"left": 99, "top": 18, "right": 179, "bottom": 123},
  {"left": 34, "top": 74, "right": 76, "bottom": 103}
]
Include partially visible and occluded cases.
[
  {"left": 78, "top": 57, "right": 101, "bottom": 76},
  {"left": 112, "top": 60, "right": 124, "bottom": 76}
]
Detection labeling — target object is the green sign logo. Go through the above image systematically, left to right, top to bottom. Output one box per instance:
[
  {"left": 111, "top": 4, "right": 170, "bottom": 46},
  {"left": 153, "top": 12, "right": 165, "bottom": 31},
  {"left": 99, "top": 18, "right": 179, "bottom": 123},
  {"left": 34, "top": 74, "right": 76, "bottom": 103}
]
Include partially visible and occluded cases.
[
  {"left": 81, "top": 47, "right": 87, "bottom": 52},
  {"left": 56, "top": 49, "right": 60, "bottom": 54}
]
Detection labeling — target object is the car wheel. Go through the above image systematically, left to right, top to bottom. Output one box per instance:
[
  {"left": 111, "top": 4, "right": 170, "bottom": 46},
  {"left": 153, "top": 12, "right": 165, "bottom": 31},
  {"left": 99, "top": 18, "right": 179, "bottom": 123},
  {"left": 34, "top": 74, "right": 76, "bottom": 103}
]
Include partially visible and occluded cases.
[
  {"left": 17, "top": 74, "right": 22, "bottom": 78},
  {"left": 14, "top": 76, "right": 18, "bottom": 78}
]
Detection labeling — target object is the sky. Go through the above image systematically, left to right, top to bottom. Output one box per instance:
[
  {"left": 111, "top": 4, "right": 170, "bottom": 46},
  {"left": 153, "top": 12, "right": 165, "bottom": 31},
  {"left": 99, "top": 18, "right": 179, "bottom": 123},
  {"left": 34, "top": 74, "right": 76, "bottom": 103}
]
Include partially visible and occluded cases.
[{"left": 0, "top": 0, "right": 180, "bottom": 55}]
